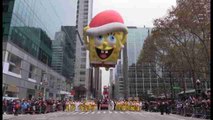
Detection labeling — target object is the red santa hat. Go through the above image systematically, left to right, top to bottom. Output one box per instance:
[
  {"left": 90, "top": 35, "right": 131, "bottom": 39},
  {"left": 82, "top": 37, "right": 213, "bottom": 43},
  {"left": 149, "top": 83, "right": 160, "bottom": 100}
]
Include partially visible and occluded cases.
[{"left": 85, "top": 10, "right": 128, "bottom": 36}]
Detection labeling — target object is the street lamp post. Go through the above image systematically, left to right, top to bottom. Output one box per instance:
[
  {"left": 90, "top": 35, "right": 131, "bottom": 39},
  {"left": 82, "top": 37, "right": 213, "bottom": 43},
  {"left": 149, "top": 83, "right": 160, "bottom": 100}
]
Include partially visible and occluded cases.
[
  {"left": 149, "top": 62, "right": 152, "bottom": 95},
  {"left": 135, "top": 64, "right": 138, "bottom": 97},
  {"left": 40, "top": 79, "right": 47, "bottom": 101},
  {"left": 196, "top": 79, "right": 201, "bottom": 97},
  {"left": 40, "top": 82, "right": 45, "bottom": 101}
]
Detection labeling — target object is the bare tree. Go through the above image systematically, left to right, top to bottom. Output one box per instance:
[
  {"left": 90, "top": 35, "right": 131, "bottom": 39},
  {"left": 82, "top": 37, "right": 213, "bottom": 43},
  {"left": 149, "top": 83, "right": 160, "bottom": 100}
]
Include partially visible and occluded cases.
[{"left": 138, "top": 0, "right": 210, "bottom": 97}]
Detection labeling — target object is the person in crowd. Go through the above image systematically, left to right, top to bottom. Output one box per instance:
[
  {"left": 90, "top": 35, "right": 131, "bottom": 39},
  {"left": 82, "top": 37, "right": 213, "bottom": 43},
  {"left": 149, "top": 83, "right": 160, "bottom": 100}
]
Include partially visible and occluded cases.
[
  {"left": 3, "top": 99, "right": 7, "bottom": 114},
  {"left": 21, "top": 99, "right": 27, "bottom": 114},
  {"left": 31, "top": 99, "right": 36, "bottom": 114},
  {"left": 7, "top": 100, "right": 13, "bottom": 114},
  {"left": 13, "top": 100, "right": 20, "bottom": 116},
  {"left": 62, "top": 100, "right": 66, "bottom": 111},
  {"left": 97, "top": 100, "right": 101, "bottom": 110},
  {"left": 111, "top": 100, "right": 115, "bottom": 110},
  {"left": 114, "top": 100, "right": 116, "bottom": 111},
  {"left": 75, "top": 101, "right": 80, "bottom": 112},
  {"left": 144, "top": 101, "right": 149, "bottom": 111},
  {"left": 159, "top": 101, "right": 166, "bottom": 115},
  {"left": 165, "top": 101, "right": 170, "bottom": 114}
]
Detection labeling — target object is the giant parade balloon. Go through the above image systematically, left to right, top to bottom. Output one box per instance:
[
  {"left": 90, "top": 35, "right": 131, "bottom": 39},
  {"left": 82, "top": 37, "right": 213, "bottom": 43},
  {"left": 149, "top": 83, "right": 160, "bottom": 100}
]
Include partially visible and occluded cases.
[{"left": 83, "top": 10, "right": 128, "bottom": 70}]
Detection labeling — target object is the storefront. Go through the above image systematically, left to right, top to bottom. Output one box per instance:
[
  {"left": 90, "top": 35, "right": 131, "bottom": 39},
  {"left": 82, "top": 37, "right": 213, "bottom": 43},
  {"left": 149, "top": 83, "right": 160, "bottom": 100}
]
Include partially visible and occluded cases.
[
  {"left": 4, "top": 84, "right": 19, "bottom": 97},
  {"left": 26, "top": 89, "right": 35, "bottom": 100},
  {"left": 60, "top": 91, "right": 70, "bottom": 100}
]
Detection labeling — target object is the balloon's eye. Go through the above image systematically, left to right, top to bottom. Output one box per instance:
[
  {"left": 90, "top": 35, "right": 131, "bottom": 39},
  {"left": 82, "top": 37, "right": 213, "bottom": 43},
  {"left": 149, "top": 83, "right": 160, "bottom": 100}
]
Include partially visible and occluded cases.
[
  {"left": 107, "top": 34, "right": 116, "bottom": 45},
  {"left": 95, "top": 35, "right": 104, "bottom": 45},
  {"left": 97, "top": 35, "right": 103, "bottom": 41},
  {"left": 109, "top": 35, "right": 114, "bottom": 41}
]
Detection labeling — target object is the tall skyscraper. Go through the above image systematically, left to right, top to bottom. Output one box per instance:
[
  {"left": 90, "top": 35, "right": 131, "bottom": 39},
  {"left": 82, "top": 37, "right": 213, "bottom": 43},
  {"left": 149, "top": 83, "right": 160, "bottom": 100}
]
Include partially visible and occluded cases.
[
  {"left": 3, "top": 0, "right": 76, "bottom": 100},
  {"left": 74, "top": 0, "right": 93, "bottom": 97},
  {"left": 52, "top": 26, "right": 76, "bottom": 83},
  {"left": 124, "top": 26, "right": 152, "bottom": 98},
  {"left": 114, "top": 59, "right": 124, "bottom": 100},
  {"left": 90, "top": 68, "right": 102, "bottom": 99},
  {"left": 109, "top": 69, "right": 115, "bottom": 99}
]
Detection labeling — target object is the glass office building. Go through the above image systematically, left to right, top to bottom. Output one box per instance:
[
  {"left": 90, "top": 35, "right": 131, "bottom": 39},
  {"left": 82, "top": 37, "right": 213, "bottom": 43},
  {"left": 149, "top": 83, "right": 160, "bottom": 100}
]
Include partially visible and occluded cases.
[
  {"left": 3, "top": 0, "right": 77, "bottom": 99},
  {"left": 3, "top": 0, "right": 77, "bottom": 66},
  {"left": 52, "top": 26, "right": 76, "bottom": 82},
  {"left": 125, "top": 27, "right": 153, "bottom": 98},
  {"left": 127, "top": 27, "right": 152, "bottom": 66}
]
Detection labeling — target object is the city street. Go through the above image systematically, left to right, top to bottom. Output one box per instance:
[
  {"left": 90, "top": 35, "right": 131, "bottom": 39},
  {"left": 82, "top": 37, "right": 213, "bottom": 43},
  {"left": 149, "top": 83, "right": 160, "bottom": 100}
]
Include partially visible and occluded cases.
[{"left": 3, "top": 110, "right": 204, "bottom": 120}]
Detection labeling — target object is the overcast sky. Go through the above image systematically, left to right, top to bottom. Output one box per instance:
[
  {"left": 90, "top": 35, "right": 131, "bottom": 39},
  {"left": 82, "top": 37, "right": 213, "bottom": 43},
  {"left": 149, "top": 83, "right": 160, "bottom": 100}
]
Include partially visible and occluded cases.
[{"left": 92, "top": 0, "right": 177, "bottom": 91}]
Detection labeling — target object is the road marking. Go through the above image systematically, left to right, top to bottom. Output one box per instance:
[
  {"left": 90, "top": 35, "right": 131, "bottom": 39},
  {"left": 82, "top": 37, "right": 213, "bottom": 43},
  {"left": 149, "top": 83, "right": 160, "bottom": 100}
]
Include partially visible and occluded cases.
[
  {"left": 97, "top": 111, "right": 100, "bottom": 114},
  {"left": 103, "top": 111, "right": 106, "bottom": 114},
  {"left": 109, "top": 111, "right": 112, "bottom": 114},
  {"left": 114, "top": 111, "right": 118, "bottom": 114},
  {"left": 119, "top": 111, "right": 124, "bottom": 114},
  {"left": 73, "top": 112, "right": 78, "bottom": 114},
  {"left": 79, "top": 112, "right": 84, "bottom": 114},
  {"left": 84, "top": 112, "right": 90, "bottom": 114},
  {"left": 91, "top": 112, "right": 95, "bottom": 114},
  {"left": 126, "top": 112, "right": 130, "bottom": 114},
  {"left": 138, "top": 113, "right": 146, "bottom": 117},
  {"left": 165, "top": 115, "right": 185, "bottom": 120},
  {"left": 36, "top": 116, "right": 46, "bottom": 120}
]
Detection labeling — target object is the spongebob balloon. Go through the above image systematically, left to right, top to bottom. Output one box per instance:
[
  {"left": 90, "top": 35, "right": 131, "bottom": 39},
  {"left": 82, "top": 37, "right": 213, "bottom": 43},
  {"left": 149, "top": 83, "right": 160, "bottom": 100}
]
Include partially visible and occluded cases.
[{"left": 83, "top": 10, "right": 128, "bottom": 70}]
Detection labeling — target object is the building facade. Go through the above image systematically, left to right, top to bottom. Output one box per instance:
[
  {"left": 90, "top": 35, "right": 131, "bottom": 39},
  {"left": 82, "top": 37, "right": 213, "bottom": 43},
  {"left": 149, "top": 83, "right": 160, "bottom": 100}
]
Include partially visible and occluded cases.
[
  {"left": 2, "top": 0, "right": 76, "bottom": 99},
  {"left": 74, "top": 0, "right": 93, "bottom": 98},
  {"left": 52, "top": 26, "right": 76, "bottom": 84},
  {"left": 125, "top": 26, "right": 152, "bottom": 98},
  {"left": 3, "top": 42, "right": 68, "bottom": 100},
  {"left": 114, "top": 59, "right": 125, "bottom": 100},
  {"left": 91, "top": 68, "right": 102, "bottom": 99},
  {"left": 109, "top": 69, "right": 115, "bottom": 99}
]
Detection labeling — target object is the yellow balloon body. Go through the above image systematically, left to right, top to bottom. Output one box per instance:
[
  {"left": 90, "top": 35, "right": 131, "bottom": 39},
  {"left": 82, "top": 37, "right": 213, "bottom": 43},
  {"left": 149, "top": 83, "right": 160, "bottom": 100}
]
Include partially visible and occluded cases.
[
  {"left": 83, "top": 10, "right": 128, "bottom": 69},
  {"left": 85, "top": 31, "right": 127, "bottom": 68}
]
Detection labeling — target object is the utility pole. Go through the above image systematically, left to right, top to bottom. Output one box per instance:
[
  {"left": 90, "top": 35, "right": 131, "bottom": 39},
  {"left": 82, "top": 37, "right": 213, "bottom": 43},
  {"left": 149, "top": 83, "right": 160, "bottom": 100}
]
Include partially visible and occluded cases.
[
  {"left": 149, "top": 62, "right": 152, "bottom": 93},
  {"left": 135, "top": 64, "right": 138, "bottom": 97},
  {"left": 169, "top": 70, "right": 173, "bottom": 100}
]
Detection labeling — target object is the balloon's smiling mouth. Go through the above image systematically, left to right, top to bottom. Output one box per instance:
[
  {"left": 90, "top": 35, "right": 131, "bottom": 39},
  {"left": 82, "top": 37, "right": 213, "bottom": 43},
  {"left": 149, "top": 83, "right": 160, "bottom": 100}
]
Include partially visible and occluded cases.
[{"left": 96, "top": 48, "right": 113, "bottom": 59}]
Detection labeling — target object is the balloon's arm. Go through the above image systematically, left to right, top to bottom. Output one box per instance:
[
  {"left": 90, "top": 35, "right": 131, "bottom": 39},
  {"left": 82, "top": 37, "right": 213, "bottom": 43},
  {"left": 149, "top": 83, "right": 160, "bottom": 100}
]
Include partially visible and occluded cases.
[
  {"left": 83, "top": 26, "right": 90, "bottom": 49},
  {"left": 120, "top": 33, "right": 127, "bottom": 48}
]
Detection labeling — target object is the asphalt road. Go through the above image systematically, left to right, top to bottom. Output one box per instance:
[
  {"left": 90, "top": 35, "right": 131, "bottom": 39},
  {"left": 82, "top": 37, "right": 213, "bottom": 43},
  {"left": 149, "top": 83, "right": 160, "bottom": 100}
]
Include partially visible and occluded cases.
[{"left": 3, "top": 110, "right": 206, "bottom": 120}]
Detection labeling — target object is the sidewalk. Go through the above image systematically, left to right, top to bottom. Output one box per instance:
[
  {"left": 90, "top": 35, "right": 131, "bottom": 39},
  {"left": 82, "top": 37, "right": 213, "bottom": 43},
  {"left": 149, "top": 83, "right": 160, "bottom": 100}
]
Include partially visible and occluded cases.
[
  {"left": 3, "top": 114, "right": 15, "bottom": 120},
  {"left": 3, "top": 114, "right": 26, "bottom": 120}
]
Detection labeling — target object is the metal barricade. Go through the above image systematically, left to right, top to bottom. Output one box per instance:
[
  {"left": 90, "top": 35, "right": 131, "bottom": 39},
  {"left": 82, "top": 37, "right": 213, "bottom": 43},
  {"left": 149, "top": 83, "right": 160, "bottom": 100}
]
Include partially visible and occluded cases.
[{"left": 191, "top": 106, "right": 206, "bottom": 118}]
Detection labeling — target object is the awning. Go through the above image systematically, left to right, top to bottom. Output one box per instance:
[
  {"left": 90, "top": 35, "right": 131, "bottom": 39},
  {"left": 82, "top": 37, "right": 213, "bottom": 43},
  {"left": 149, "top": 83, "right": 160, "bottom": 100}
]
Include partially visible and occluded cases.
[
  {"left": 6, "top": 85, "right": 19, "bottom": 93},
  {"left": 60, "top": 91, "right": 70, "bottom": 95}
]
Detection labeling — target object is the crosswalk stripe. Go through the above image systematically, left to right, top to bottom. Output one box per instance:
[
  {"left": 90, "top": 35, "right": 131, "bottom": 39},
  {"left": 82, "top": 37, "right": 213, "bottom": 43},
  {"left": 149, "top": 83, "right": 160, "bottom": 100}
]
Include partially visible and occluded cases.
[
  {"left": 61, "top": 111, "right": 160, "bottom": 115},
  {"left": 119, "top": 111, "right": 124, "bottom": 114},
  {"left": 73, "top": 112, "right": 78, "bottom": 114},
  {"left": 84, "top": 112, "right": 90, "bottom": 114},
  {"left": 126, "top": 112, "right": 130, "bottom": 114},
  {"left": 138, "top": 113, "right": 146, "bottom": 117}
]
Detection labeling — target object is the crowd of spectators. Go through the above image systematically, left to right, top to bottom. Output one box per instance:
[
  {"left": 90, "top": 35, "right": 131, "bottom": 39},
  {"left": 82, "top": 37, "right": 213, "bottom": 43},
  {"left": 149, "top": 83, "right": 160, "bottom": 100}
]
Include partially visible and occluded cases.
[
  {"left": 141, "top": 90, "right": 211, "bottom": 119},
  {"left": 2, "top": 91, "right": 210, "bottom": 119},
  {"left": 173, "top": 91, "right": 211, "bottom": 119},
  {"left": 2, "top": 98, "right": 67, "bottom": 116}
]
